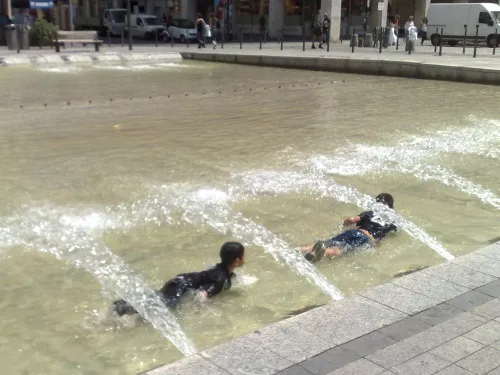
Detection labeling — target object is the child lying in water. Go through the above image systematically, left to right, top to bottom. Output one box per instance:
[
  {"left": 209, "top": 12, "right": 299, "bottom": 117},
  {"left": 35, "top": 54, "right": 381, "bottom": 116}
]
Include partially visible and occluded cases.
[{"left": 113, "top": 241, "right": 246, "bottom": 316}]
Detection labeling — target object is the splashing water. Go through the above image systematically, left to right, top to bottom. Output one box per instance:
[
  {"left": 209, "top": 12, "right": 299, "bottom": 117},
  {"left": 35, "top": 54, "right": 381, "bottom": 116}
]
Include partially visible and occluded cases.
[
  {"left": 235, "top": 170, "right": 455, "bottom": 261},
  {"left": 144, "top": 187, "right": 344, "bottom": 300},
  {"left": 0, "top": 206, "right": 197, "bottom": 356}
]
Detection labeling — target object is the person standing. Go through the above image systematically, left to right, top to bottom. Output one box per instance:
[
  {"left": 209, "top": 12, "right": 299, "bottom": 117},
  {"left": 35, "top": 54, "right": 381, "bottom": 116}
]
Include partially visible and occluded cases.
[
  {"left": 311, "top": 10, "right": 322, "bottom": 49},
  {"left": 196, "top": 13, "right": 206, "bottom": 48},
  {"left": 209, "top": 13, "right": 220, "bottom": 48},
  {"left": 319, "top": 13, "right": 331, "bottom": 49},
  {"left": 420, "top": 17, "right": 428, "bottom": 46}
]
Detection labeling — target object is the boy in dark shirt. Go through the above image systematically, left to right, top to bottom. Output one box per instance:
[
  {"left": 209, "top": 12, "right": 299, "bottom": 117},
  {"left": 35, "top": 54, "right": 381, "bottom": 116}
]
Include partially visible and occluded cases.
[
  {"left": 302, "top": 193, "right": 397, "bottom": 263},
  {"left": 113, "top": 242, "right": 245, "bottom": 316}
]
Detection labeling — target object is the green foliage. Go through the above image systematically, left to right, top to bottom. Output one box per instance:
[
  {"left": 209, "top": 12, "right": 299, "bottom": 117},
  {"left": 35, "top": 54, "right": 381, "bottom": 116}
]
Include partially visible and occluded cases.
[{"left": 29, "top": 18, "right": 58, "bottom": 46}]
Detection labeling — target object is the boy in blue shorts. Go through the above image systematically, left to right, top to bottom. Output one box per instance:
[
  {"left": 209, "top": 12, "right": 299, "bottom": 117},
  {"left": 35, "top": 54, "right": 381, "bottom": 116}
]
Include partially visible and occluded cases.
[{"left": 302, "top": 193, "right": 397, "bottom": 263}]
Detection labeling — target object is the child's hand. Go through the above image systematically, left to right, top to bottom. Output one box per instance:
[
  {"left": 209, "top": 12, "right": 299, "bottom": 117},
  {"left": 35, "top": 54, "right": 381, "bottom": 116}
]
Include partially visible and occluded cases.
[{"left": 200, "top": 290, "right": 208, "bottom": 299}]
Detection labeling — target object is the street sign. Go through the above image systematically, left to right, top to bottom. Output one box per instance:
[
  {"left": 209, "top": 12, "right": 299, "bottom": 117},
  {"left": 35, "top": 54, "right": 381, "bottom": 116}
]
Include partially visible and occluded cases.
[{"left": 30, "top": 0, "right": 54, "bottom": 8}]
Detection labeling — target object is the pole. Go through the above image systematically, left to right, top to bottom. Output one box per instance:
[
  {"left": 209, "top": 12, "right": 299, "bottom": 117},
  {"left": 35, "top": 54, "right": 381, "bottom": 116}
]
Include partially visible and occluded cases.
[
  {"left": 69, "top": 0, "right": 74, "bottom": 31},
  {"left": 127, "top": 0, "right": 132, "bottom": 50},
  {"left": 301, "top": 0, "right": 305, "bottom": 51},
  {"left": 250, "top": 1, "right": 254, "bottom": 43},
  {"left": 327, "top": 24, "right": 330, "bottom": 52},
  {"left": 473, "top": 24, "right": 478, "bottom": 58},
  {"left": 463, "top": 25, "right": 467, "bottom": 54},
  {"left": 221, "top": 26, "right": 224, "bottom": 48},
  {"left": 240, "top": 27, "right": 242, "bottom": 48},
  {"left": 280, "top": 27, "right": 283, "bottom": 50},
  {"left": 434, "top": 27, "right": 438, "bottom": 53},
  {"left": 439, "top": 27, "right": 443, "bottom": 56},
  {"left": 186, "top": 28, "right": 189, "bottom": 47},
  {"left": 379, "top": 28, "right": 382, "bottom": 53},
  {"left": 494, "top": 28, "right": 497, "bottom": 55},
  {"left": 108, "top": 29, "right": 111, "bottom": 47},
  {"left": 155, "top": 29, "right": 158, "bottom": 47},
  {"left": 121, "top": 31, "right": 124, "bottom": 47}
]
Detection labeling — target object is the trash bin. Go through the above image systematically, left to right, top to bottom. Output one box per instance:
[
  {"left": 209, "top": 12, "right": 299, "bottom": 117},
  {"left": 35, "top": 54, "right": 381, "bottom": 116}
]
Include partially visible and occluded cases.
[
  {"left": 4, "top": 24, "right": 17, "bottom": 50},
  {"left": 16, "top": 25, "right": 29, "bottom": 50},
  {"left": 383, "top": 27, "right": 390, "bottom": 48}
]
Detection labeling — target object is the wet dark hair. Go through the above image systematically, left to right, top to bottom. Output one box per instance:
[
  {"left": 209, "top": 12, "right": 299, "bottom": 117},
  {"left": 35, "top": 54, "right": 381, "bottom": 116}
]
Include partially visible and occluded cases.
[
  {"left": 375, "top": 193, "right": 394, "bottom": 209},
  {"left": 220, "top": 242, "right": 245, "bottom": 266}
]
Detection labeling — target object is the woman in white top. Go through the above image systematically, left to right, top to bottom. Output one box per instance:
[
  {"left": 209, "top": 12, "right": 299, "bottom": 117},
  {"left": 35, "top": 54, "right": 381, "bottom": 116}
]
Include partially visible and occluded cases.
[
  {"left": 420, "top": 17, "right": 428, "bottom": 45},
  {"left": 388, "top": 18, "right": 398, "bottom": 46}
]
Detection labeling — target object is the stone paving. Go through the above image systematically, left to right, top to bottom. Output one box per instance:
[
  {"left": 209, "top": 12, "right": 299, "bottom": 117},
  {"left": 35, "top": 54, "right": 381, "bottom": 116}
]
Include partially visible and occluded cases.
[{"left": 144, "top": 242, "right": 500, "bottom": 375}]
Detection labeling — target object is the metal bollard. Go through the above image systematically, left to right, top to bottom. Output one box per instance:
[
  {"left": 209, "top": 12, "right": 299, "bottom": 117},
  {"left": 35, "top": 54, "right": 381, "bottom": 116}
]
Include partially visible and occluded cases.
[
  {"left": 474, "top": 24, "right": 478, "bottom": 58},
  {"left": 463, "top": 25, "right": 467, "bottom": 54},
  {"left": 327, "top": 26, "right": 330, "bottom": 52},
  {"left": 280, "top": 27, "right": 283, "bottom": 50},
  {"left": 302, "top": 27, "right": 305, "bottom": 51},
  {"left": 434, "top": 27, "right": 438, "bottom": 53},
  {"left": 439, "top": 27, "right": 443, "bottom": 56},
  {"left": 240, "top": 28, "right": 242, "bottom": 49},
  {"left": 379, "top": 28, "right": 383, "bottom": 53},
  {"left": 107, "top": 29, "right": 111, "bottom": 47},
  {"left": 186, "top": 29, "right": 189, "bottom": 47},
  {"left": 494, "top": 29, "right": 497, "bottom": 55},
  {"left": 155, "top": 30, "right": 158, "bottom": 47},
  {"left": 121, "top": 31, "right": 124, "bottom": 47},
  {"left": 396, "top": 31, "right": 399, "bottom": 50},
  {"left": 260, "top": 32, "right": 262, "bottom": 49},
  {"left": 351, "top": 33, "right": 355, "bottom": 53}
]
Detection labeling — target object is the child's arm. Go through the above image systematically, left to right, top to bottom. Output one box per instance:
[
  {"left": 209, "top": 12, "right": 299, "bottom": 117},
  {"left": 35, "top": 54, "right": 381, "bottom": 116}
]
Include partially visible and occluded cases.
[{"left": 201, "top": 277, "right": 226, "bottom": 298}]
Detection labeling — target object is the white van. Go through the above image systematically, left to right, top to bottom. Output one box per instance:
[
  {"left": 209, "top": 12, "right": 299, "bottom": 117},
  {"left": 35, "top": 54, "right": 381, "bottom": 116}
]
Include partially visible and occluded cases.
[
  {"left": 428, "top": 3, "right": 500, "bottom": 47},
  {"left": 125, "top": 14, "right": 166, "bottom": 40}
]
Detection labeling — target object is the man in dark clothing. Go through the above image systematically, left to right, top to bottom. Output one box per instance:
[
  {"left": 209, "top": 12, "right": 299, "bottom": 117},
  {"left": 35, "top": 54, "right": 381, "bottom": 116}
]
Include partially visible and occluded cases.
[
  {"left": 195, "top": 13, "right": 206, "bottom": 48},
  {"left": 319, "top": 13, "right": 331, "bottom": 49},
  {"left": 301, "top": 193, "right": 397, "bottom": 263},
  {"left": 113, "top": 242, "right": 246, "bottom": 316}
]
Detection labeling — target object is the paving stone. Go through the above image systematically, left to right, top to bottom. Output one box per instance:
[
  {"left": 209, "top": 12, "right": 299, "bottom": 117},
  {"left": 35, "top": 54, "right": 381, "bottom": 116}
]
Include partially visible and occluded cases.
[
  {"left": 476, "top": 243, "right": 500, "bottom": 260},
  {"left": 453, "top": 253, "right": 500, "bottom": 278},
  {"left": 422, "top": 262, "right": 497, "bottom": 289},
  {"left": 391, "top": 272, "right": 469, "bottom": 302},
  {"left": 475, "top": 279, "right": 500, "bottom": 298},
  {"left": 359, "top": 283, "right": 438, "bottom": 315},
  {"left": 445, "top": 290, "right": 494, "bottom": 311},
  {"left": 288, "top": 295, "right": 407, "bottom": 346},
  {"left": 472, "top": 298, "right": 500, "bottom": 319},
  {"left": 411, "top": 303, "right": 463, "bottom": 327},
  {"left": 403, "top": 312, "right": 488, "bottom": 351},
  {"left": 379, "top": 315, "right": 433, "bottom": 341},
  {"left": 249, "top": 319, "right": 333, "bottom": 363},
  {"left": 464, "top": 321, "right": 500, "bottom": 345},
  {"left": 340, "top": 331, "right": 397, "bottom": 357},
  {"left": 201, "top": 335, "right": 293, "bottom": 375},
  {"left": 430, "top": 336, "right": 484, "bottom": 362},
  {"left": 491, "top": 340, "right": 500, "bottom": 351},
  {"left": 366, "top": 341, "right": 424, "bottom": 369},
  {"left": 300, "top": 346, "right": 360, "bottom": 375},
  {"left": 456, "top": 347, "right": 500, "bottom": 374},
  {"left": 390, "top": 352, "right": 450, "bottom": 375},
  {"left": 143, "top": 354, "right": 231, "bottom": 375},
  {"left": 326, "top": 358, "right": 385, "bottom": 375},
  {"left": 275, "top": 365, "right": 314, "bottom": 375},
  {"left": 433, "top": 365, "right": 475, "bottom": 375},
  {"left": 487, "top": 365, "right": 500, "bottom": 374},
  {"left": 378, "top": 372, "right": 396, "bottom": 375}
]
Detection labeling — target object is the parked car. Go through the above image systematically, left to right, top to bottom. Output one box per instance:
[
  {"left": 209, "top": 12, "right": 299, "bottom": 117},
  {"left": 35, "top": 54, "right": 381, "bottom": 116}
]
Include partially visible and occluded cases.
[
  {"left": 125, "top": 14, "right": 165, "bottom": 40},
  {"left": 166, "top": 18, "right": 197, "bottom": 43}
]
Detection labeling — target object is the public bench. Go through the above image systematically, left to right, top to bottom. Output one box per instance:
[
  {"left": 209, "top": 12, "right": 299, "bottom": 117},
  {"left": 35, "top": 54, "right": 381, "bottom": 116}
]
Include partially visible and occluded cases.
[{"left": 54, "top": 31, "right": 103, "bottom": 52}]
